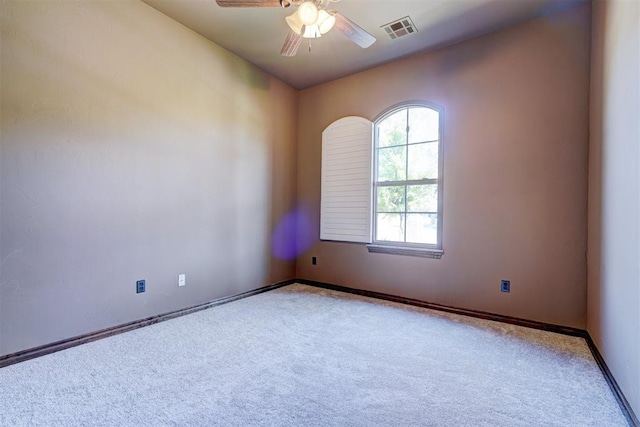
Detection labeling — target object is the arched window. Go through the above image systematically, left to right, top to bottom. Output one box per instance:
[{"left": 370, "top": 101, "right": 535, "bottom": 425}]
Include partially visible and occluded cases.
[{"left": 373, "top": 103, "right": 443, "bottom": 251}]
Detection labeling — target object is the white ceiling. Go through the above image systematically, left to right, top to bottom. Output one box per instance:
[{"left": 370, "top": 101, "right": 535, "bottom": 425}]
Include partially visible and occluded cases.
[{"left": 142, "top": 0, "right": 587, "bottom": 89}]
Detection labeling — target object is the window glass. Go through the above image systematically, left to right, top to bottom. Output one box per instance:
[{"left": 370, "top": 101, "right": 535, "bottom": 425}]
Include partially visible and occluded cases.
[
  {"left": 374, "top": 104, "right": 442, "bottom": 248},
  {"left": 408, "top": 107, "right": 439, "bottom": 143},
  {"left": 378, "top": 110, "right": 407, "bottom": 148},
  {"left": 407, "top": 142, "right": 438, "bottom": 180},
  {"left": 377, "top": 146, "right": 406, "bottom": 182},
  {"left": 406, "top": 185, "right": 438, "bottom": 212},
  {"left": 377, "top": 186, "right": 405, "bottom": 212},
  {"left": 377, "top": 213, "right": 405, "bottom": 242},
  {"left": 406, "top": 214, "right": 438, "bottom": 245}
]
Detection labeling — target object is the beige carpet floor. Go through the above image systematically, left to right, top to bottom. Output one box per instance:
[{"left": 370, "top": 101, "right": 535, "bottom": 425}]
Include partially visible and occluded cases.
[{"left": 0, "top": 283, "right": 629, "bottom": 426}]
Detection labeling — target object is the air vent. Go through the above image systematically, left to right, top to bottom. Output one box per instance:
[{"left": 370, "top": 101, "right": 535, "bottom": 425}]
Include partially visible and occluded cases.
[{"left": 381, "top": 16, "right": 417, "bottom": 40}]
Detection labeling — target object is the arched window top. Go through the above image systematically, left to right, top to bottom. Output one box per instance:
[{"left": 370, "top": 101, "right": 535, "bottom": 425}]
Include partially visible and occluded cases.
[{"left": 374, "top": 101, "right": 443, "bottom": 124}]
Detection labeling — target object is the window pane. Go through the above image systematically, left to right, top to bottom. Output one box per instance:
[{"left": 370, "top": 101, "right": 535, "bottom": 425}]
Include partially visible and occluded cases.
[
  {"left": 408, "top": 107, "right": 439, "bottom": 144},
  {"left": 378, "top": 110, "right": 407, "bottom": 148},
  {"left": 407, "top": 142, "right": 438, "bottom": 180},
  {"left": 377, "top": 146, "right": 406, "bottom": 182},
  {"left": 407, "top": 184, "right": 438, "bottom": 212},
  {"left": 377, "top": 186, "right": 405, "bottom": 212},
  {"left": 376, "top": 213, "right": 405, "bottom": 242},
  {"left": 406, "top": 214, "right": 438, "bottom": 244}
]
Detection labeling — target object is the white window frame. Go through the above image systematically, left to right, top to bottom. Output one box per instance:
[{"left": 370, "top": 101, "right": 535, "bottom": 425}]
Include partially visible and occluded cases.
[{"left": 366, "top": 102, "right": 444, "bottom": 258}]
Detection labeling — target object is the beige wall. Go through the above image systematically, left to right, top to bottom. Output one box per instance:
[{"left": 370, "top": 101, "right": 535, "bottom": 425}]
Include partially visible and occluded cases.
[
  {"left": 0, "top": 0, "right": 297, "bottom": 356},
  {"left": 588, "top": 0, "right": 640, "bottom": 417},
  {"left": 296, "top": 4, "right": 592, "bottom": 328}
]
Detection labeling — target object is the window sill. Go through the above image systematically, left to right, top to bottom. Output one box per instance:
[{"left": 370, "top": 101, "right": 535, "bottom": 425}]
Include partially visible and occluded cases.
[{"left": 366, "top": 244, "right": 443, "bottom": 259}]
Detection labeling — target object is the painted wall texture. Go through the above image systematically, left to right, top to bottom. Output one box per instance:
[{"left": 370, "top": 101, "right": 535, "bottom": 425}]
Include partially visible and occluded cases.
[
  {"left": 0, "top": 0, "right": 297, "bottom": 356},
  {"left": 588, "top": 0, "right": 640, "bottom": 418},
  {"left": 296, "top": 5, "right": 592, "bottom": 329}
]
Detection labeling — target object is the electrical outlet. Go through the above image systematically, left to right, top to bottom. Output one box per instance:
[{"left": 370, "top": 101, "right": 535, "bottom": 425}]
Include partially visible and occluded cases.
[
  {"left": 312, "top": 257, "right": 317, "bottom": 265},
  {"left": 178, "top": 274, "right": 186, "bottom": 287},
  {"left": 136, "top": 280, "right": 145, "bottom": 294},
  {"left": 501, "top": 280, "right": 510, "bottom": 293}
]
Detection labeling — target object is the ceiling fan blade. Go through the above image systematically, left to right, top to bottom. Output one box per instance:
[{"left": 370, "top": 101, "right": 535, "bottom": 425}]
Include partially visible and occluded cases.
[
  {"left": 216, "top": 0, "right": 287, "bottom": 7},
  {"left": 333, "top": 12, "right": 376, "bottom": 48},
  {"left": 281, "top": 30, "right": 302, "bottom": 57}
]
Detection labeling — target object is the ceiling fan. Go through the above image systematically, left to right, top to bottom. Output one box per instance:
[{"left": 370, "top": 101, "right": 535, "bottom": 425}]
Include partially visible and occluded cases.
[{"left": 216, "top": 0, "right": 376, "bottom": 57}]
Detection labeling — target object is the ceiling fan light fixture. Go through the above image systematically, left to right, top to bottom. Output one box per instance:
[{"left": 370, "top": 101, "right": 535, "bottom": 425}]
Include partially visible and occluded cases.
[
  {"left": 297, "top": 1, "right": 319, "bottom": 26},
  {"left": 317, "top": 9, "right": 336, "bottom": 34},
  {"left": 286, "top": 11, "right": 304, "bottom": 34},
  {"left": 302, "top": 23, "right": 321, "bottom": 38}
]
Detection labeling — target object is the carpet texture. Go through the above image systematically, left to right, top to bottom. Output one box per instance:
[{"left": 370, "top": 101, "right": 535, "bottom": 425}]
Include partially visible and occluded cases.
[{"left": 0, "top": 284, "right": 628, "bottom": 426}]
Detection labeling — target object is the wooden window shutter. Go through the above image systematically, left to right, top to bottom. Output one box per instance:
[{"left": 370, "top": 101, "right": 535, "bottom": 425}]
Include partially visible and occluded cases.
[{"left": 320, "top": 116, "right": 373, "bottom": 243}]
